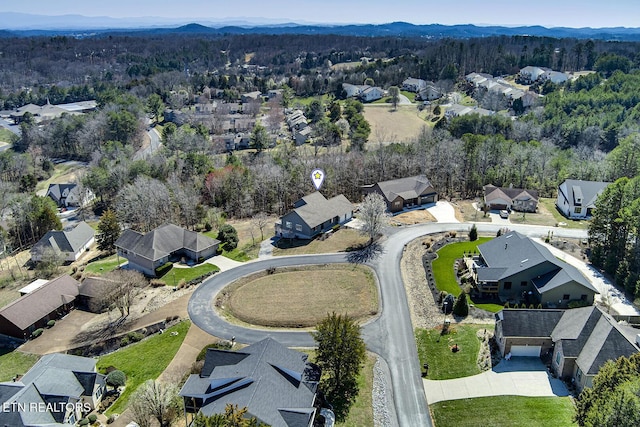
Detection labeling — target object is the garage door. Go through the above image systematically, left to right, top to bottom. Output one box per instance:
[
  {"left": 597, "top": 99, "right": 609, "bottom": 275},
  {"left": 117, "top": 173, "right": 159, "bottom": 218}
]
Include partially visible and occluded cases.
[{"left": 510, "top": 345, "right": 541, "bottom": 357}]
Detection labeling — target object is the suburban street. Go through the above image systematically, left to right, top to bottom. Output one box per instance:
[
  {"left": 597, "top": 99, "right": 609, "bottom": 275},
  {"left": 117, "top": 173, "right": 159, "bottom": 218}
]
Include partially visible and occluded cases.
[
  {"left": 133, "top": 127, "right": 162, "bottom": 160},
  {"left": 188, "top": 221, "right": 588, "bottom": 427}
]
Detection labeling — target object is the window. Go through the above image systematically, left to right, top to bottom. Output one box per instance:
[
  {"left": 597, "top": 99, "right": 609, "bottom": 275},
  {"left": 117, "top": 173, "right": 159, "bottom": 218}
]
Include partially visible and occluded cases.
[
  {"left": 574, "top": 207, "right": 582, "bottom": 214},
  {"left": 285, "top": 221, "right": 292, "bottom": 229},
  {"left": 295, "top": 224, "right": 302, "bottom": 232},
  {"left": 504, "top": 281, "right": 512, "bottom": 290},
  {"left": 520, "top": 281, "right": 527, "bottom": 287},
  {"left": 563, "top": 294, "right": 570, "bottom": 300},
  {"left": 581, "top": 294, "right": 588, "bottom": 301},
  {"left": 555, "top": 351, "right": 561, "bottom": 365},
  {"left": 576, "top": 368, "right": 582, "bottom": 383}
]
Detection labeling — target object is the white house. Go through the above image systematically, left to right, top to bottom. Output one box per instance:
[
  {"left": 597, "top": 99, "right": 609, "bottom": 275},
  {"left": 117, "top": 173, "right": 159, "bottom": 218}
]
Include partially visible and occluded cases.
[
  {"left": 518, "top": 66, "right": 546, "bottom": 84},
  {"left": 402, "top": 77, "right": 427, "bottom": 93},
  {"left": 359, "top": 86, "right": 384, "bottom": 102},
  {"left": 556, "top": 179, "right": 611, "bottom": 219}
]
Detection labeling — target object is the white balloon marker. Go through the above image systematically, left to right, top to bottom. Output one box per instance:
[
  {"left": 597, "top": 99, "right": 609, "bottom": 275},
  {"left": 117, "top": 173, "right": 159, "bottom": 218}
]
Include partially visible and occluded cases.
[{"left": 310, "top": 168, "right": 325, "bottom": 190}]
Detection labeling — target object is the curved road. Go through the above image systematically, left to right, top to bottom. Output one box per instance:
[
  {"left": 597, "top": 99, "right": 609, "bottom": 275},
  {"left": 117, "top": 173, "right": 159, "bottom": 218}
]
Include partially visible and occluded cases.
[{"left": 188, "top": 222, "right": 588, "bottom": 427}]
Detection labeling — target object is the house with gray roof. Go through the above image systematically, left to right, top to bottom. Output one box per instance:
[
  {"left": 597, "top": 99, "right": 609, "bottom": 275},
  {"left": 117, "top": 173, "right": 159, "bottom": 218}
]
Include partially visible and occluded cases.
[
  {"left": 402, "top": 77, "right": 427, "bottom": 93},
  {"left": 362, "top": 175, "right": 437, "bottom": 213},
  {"left": 556, "top": 179, "right": 610, "bottom": 219},
  {"left": 45, "top": 183, "right": 95, "bottom": 208},
  {"left": 483, "top": 184, "right": 539, "bottom": 213},
  {"left": 275, "top": 192, "right": 353, "bottom": 239},
  {"left": 31, "top": 221, "right": 95, "bottom": 263},
  {"left": 115, "top": 223, "right": 220, "bottom": 277},
  {"left": 469, "top": 231, "right": 598, "bottom": 307},
  {"left": 0, "top": 275, "right": 80, "bottom": 339},
  {"left": 495, "top": 306, "right": 639, "bottom": 391},
  {"left": 180, "top": 337, "right": 321, "bottom": 427},
  {"left": 0, "top": 353, "right": 106, "bottom": 425}
]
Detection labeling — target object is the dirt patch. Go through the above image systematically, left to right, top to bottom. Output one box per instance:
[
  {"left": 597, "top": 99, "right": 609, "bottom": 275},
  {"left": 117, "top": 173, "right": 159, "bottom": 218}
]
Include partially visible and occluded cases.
[
  {"left": 363, "top": 104, "right": 429, "bottom": 142},
  {"left": 451, "top": 200, "right": 489, "bottom": 223},
  {"left": 391, "top": 209, "right": 437, "bottom": 225},
  {"left": 273, "top": 228, "right": 369, "bottom": 256},
  {"left": 217, "top": 264, "right": 378, "bottom": 328}
]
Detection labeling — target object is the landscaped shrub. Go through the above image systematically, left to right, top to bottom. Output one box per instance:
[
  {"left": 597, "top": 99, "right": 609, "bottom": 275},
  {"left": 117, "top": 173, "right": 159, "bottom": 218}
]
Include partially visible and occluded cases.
[
  {"left": 217, "top": 224, "right": 239, "bottom": 250},
  {"left": 332, "top": 224, "right": 340, "bottom": 232},
  {"left": 468, "top": 224, "right": 478, "bottom": 241},
  {"left": 155, "top": 261, "right": 173, "bottom": 277},
  {"left": 150, "top": 279, "right": 166, "bottom": 287},
  {"left": 453, "top": 292, "right": 469, "bottom": 317},
  {"left": 568, "top": 299, "right": 591, "bottom": 309},
  {"left": 504, "top": 302, "right": 510, "bottom": 308},
  {"left": 46, "top": 320, "right": 55, "bottom": 328},
  {"left": 31, "top": 328, "right": 44, "bottom": 338},
  {"left": 127, "top": 331, "right": 144, "bottom": 342},
  {"left": 120, "top": 336, "right": 130, "bottom": 347},
  {"left": 196, "top": 341, "right": 234, "bottom": 361},
  {"left": 106, "top": 370, "right": 126, "bottom": 389},
  {"left": 88, "top": 414, "right": 97, "bottom": 423},
  {"left": 107, "top": 415, "right": 116, "bottom": 424},
  {"left": 79, "top": 418, "right": 90, "bottom": 426}
]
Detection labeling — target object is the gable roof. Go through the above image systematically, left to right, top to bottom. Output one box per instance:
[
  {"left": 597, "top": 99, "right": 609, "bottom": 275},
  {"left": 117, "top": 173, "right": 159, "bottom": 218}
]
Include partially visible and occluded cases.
[
  {"left": 368, "top": 175, "right": 436, "bottom": 204},
  {"left": 559, "top": 179, "right": 610, "bottom": 208},
  {"left": 45, "top": 183, "right": 77, "bottom": 204},
  {"left": 484, "top": 185, "right": 538, "bottom": 204},
  {"left": 285, "top": 192, "right": 352, "bottom": 229},
  {"left": 31, "top": 221, "right": 95, "bottom": 256},
  {"left": 115, "top": 223, "right": 220, "bottom": 262},
  {"left": 477, "top": 232, "right": 597, "bottom": 294},
  {"left": 0, "top": 275, "right": 80, "bottom": 330},
  {"left": 550, "top": 306, "right": 639, "bottom": 374},
  {"left": 497, "top": 309, "right": 564, "bottom": 338},
  {"left": 180, "top": 337, "right": 319, "bottom": 427}
]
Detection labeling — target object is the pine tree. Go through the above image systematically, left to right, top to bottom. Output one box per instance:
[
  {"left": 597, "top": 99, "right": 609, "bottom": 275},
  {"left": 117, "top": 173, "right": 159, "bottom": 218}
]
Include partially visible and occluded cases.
[
  {"left": 97, "top": 209, "right": 121, "bottom": 252},
  {"left": 468, "top": 224, "right": 478, "bottom": 241},
  {"left": 453, "top": 292, "right": 469, "bottom": 317}
]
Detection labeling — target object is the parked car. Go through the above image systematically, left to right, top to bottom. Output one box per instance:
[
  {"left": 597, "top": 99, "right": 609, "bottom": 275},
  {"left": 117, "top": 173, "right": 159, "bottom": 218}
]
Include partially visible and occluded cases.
[{"left": 499, "top": 210, "right": 509, "bottom": 219}]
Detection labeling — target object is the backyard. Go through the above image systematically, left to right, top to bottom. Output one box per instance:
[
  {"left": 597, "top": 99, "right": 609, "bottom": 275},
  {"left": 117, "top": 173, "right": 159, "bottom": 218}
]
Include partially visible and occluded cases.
[
  {"left": 431, "top": 237, "right": 502, "bottom": 312},
  {"left": 84, "top": 254, "right": 122, "bottom": 274},
  {"left": 219, "top": 264, "right": 378, "bottom": 328},
  {"left": 96, "top": 320, "right": 190, "bottom": 415},
  {"left": 0, "top": 349, "right": 39, "bottom": 381},
  {"left": 431, "top": 396, "right": 576, "bottom": 427}
]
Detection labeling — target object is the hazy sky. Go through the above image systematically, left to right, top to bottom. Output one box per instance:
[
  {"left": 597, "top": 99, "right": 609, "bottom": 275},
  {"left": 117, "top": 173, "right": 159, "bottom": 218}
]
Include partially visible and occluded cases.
[{"left": 2, "top": 0, "right": 639, "bottom": 28}]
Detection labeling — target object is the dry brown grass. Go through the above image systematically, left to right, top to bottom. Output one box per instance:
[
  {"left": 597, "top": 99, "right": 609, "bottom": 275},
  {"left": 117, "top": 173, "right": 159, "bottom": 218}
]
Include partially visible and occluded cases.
[
  {"left": 363, "top": 104, "right": 430, "bottom": 143},
  {"left": 453, "top": 200, "right": 490, "bottom": 223},
  {"left": 391, "top": 209, "right": 437, "bottom": 225},
  {"left": 273, "top": 228, "right": 369, "bottom": 256},
  {"left": 219, "top": 265, "right": 378, "bottom": 328}
]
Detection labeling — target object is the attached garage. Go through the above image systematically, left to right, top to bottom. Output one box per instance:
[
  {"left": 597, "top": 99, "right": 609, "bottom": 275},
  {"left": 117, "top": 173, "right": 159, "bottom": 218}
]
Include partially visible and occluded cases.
[{"left": 509, "top": 345, "right": 541, "bottom": 357}]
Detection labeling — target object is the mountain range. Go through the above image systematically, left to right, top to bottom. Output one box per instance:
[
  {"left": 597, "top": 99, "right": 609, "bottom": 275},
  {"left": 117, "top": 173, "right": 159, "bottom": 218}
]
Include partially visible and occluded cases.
[{"left": 2, "top": 13, "right": 640, "bottom": 40}]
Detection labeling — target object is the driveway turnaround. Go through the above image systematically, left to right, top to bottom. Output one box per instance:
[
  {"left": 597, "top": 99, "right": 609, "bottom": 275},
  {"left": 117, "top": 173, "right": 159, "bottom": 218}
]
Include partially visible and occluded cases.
[{"left": 423, "top": 357, "right": 569, "bottom": 404}]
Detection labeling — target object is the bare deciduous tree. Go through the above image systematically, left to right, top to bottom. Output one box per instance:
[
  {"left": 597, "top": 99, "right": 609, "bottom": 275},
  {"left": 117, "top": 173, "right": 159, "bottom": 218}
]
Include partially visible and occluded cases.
[
  {"left": 359, "top": 193, "right": 390, "bottom": 244},
  {"left": 251, "top": 212, "right": 270, "bottom": 242},
  {"left": 95, "top": 270, "right": 147, "bottom": 318},
  {"left": 130, "top": 380, "right": 180, "bottom": 427}
]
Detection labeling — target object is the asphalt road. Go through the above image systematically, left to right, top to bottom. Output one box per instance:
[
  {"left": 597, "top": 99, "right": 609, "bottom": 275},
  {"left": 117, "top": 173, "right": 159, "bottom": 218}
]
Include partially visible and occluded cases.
[
  {"left": 133, "top": 127, "right": 161, "bottom": 160},
  {"left": 188, "top": 221, "right": 588, "bottom": 427}
]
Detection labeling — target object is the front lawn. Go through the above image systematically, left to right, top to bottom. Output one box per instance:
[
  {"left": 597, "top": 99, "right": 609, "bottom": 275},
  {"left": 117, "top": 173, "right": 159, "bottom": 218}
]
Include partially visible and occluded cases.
[
  {"left": 539, "top": 198, "right": 589, "bottom": 230},
  {"left": 273, "top": 229, "right": 368, "bottom": 256},
  {"left": 84, "top": 254, "right": 122, "bottom": 274},
  {"left": 165, "top": 263, "right": 220, "bottom": 285},
  {"left": 97, "top": 320, "right": 190, "bottom": 415},
  {"left": 416, "top": 324, "right": 490, "bottom": 380},
  {"left": 0, "top": 349, "right": 39, "bottom": 381},
  {"left": 336, "top": 353, "right": 375, "bottom": 427},
  {"left": 431, "top": 396, "right": 576, "bottom": 427}
]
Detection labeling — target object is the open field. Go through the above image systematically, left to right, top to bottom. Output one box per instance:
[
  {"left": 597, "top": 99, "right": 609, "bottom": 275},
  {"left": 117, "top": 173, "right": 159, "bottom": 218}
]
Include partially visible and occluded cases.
[
  {"left": 363, "top": 104, "right": 430, "bottom": 142},
  {"left": 35, "top": 161, "right": 87, "bottom": 193},
  {"left": 538, "top": 198, "right": 590, "bottom": 230},
  {"left": 454, "top": 200, "right": 490, "bottom": 223},
  {"left": 273, "top": 228, "right": 369, "bottom": 256},
  {"left": 0, "top": 250, "right": 36, "bottom": 307},
  {"left": 221, "top": 264, "right": 378, "bottom": 328},
  {"left": 97, "top": 320, "right": 190, "bottom": 416},
  {"left": 416, "top": 324, "right": 491, "bottom": 380},
  {"left": 0, "top": 349, "right": 39, "bottom": 382},
  {"left": 431, "top": 396, "right": 576, "bottom": 427}
]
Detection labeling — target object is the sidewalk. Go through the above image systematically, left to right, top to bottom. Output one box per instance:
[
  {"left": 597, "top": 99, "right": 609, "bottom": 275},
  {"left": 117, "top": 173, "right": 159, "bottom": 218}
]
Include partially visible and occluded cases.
[{"left": 423, "top": 358, "right": 568, "bottom": 404}]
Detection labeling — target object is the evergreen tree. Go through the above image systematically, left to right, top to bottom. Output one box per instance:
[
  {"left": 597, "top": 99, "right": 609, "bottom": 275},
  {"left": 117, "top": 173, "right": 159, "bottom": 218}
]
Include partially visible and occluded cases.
[
  {"left": 97, "top": 209, "right": 121, "bottom": 252},
  {"left": 217, "top": 224, "right": 239, "bottom": 250},
  {"left": 468, "top": 224, "right": 478, "bottom": 241},
  {"left": 452, "top": 292, "right": 469, "bottom": 317}
]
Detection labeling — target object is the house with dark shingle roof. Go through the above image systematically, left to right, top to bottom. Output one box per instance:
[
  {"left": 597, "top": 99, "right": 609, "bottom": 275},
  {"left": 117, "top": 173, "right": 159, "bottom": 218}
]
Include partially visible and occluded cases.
[
  {"left": 362, "top": 175, "right": 437, "bottom": 213},
  {"left": 556, "top": 179, "right": 610, "bottom": 219},
  {"left": 45, "top": 183, "right": 95, "bottom": 208},
  {"left": 483, "top": 184, "right": 539, "bottom": 213},
  {"left": 275, "top": 192, "right": 353, "bottom": 239},
  {"left": 30, "top": 221, "right": 95, "bottom": 263},
  {"left": 115, "top": 223, "right": 220, "bottom": 277},
  {"left": 469, "top": 231, "right": 598, "bottom": 307},
  {"left": 0, "top": 275, "right": 80, "bottom": 339},
  {"left": 495, "top": 306, "right": 639, "bottom": 392},
  {"left": 180, "top": 337, "right": 321, "bottom": 427},
  {"left": 0, "top": 353, "right": 106, "bottom": 426}
]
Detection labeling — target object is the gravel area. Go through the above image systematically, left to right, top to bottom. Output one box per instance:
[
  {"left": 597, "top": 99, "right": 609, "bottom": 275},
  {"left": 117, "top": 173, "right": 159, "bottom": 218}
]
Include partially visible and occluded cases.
[
  {"left": 400, "top": 235, "right": 493, "bottom": 329},
  {"left": 373, "top": 356, "right": 393, "bottom": 427}
]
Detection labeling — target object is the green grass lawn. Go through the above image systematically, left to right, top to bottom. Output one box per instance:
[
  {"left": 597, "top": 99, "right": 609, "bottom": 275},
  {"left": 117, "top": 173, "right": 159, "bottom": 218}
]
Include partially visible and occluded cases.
[
  {"left": 0, "top": 128, "right": 18, "bottom": 143},
  {"left": 539, "top": 198, "right": 590, "bottom": 230},
  {"left": 432, "top": 237, "right": 503, "bottom": 312},
  {"left": 221, "top": 245, "right": 253, "bottom": 262},
  {"left": 84, "top": 254, "right": 122, "bottom": 274},
  {"left": 165, "top": 263, "right": 220, "bottom": 285},
  {"left": 97, "top": 320, "right": 190, "bottom": 415},
  {"left": 416, "top": 324, "right": 490, "bottom": 380},
  {"left": 0, "top": 350, "right": 39, "bottom": 381},
  {"left": 336, "top": 354, "right": 375, "bottom": 427},
  {"left": 431, "top": 396, "right": 576, "bottom": 427}
]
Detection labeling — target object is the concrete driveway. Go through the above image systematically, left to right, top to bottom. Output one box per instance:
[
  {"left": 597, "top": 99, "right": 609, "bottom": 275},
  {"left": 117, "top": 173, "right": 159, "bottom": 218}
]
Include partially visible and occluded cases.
[{"left": 423, "top": 357, "right": 569, "bottom": 404}]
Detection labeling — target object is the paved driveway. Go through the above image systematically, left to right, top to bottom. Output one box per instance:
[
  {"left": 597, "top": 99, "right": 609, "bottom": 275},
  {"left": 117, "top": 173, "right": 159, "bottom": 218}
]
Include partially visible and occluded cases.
[{"left": 423, "top": 357, "right": 569, "bottom": 404}]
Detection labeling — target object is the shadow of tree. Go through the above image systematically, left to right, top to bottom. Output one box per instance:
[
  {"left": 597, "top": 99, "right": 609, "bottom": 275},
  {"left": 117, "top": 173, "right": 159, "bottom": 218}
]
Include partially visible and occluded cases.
[
  {"left": 346, "top": 242, "right": 384, "bottom": 264},
  {"left": 69, "top": 315, "right": 133, "bottom": 346}
]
